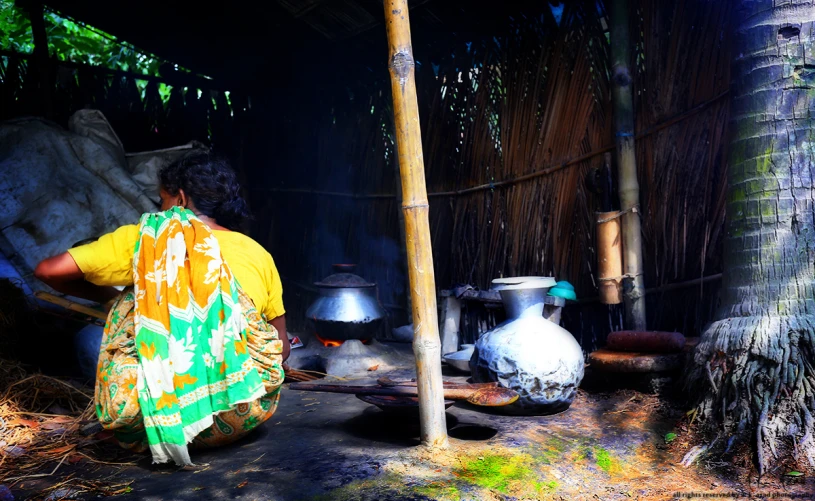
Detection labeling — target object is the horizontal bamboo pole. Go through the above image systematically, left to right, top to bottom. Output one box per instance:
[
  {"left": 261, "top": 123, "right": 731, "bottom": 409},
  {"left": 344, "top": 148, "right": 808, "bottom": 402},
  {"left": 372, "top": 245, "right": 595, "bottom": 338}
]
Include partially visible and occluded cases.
[
  {"left": 384, "top": 0, "right": 448, "bottom": 448},
  {"left": 0, "top": 49, "right": 226, "bottom": 92},
  {"left": 259, "top": 90, "right": 729, "bottom": 200},
  {"left": 282, "top": 268, "right": 721, "bottom": 309},
  {"left": 578, "top": 273, "right": 723, "bottom": 304},
  {"left": 34, "top": 291, "right": 108, "bottom": 320}
]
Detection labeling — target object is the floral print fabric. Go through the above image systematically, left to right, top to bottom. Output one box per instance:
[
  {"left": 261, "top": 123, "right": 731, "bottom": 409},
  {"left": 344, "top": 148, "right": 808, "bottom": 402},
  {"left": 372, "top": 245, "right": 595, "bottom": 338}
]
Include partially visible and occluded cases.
[
  {"left": 94, "top": 207, "right": 284, "bottom": 465},
  {"left": 95, "top": 288, "right": 284, "bottom": 454}
]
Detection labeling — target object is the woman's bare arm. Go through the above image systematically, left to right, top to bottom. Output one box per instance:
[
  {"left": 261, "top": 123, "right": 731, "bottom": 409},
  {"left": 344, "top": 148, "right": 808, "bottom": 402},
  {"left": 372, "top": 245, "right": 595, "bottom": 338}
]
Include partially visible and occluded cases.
[
  {"left": 34, "top": 253, "right": 120, "bottom": 305},
  {"left": 269, "top": 315, "right": 290, "bottom": 362}
]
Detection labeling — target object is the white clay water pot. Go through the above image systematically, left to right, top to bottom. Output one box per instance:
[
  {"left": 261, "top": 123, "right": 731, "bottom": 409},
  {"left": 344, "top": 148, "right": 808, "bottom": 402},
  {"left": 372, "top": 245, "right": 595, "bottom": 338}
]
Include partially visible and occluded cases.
[{"left": 470, "top": 276, "right": 585, "bottom": 415}]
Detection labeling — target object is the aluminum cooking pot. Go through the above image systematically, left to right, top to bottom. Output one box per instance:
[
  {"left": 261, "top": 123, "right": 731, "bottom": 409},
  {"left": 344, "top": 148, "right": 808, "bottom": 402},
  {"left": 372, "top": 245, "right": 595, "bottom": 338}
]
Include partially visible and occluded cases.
[{"left": 305, "top": 265, "right": 386, "bottom": 341}]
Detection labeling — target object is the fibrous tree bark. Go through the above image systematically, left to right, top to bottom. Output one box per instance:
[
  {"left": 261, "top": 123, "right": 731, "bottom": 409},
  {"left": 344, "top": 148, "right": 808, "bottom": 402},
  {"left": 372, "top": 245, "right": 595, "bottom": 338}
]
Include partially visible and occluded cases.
[{"left": 686, "top": 0, "right": 815, "bottom": 474}]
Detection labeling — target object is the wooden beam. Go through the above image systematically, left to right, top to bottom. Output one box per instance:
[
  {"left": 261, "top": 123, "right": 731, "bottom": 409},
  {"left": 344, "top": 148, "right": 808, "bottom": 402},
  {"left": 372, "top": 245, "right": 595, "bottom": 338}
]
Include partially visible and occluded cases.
[
  {"left": 383, "top": 0, "right": 448, "bottom": 448},
  {"left": 609, "top": 0, "right": 646, "bottom": 330},
  {"left": 24, "top": 1, "right": 52, "bottom": 119},
  {"left": 0, "top": 49, "right": 230, "bottom": 92},
  {"left": 34, "top": 291, "right": 107, "bottom": 320}
]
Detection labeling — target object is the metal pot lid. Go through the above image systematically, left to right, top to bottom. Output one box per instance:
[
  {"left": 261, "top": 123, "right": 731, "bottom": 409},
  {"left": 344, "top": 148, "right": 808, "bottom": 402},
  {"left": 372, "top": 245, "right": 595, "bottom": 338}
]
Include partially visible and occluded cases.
[
  {"left": 314, "top": 264, "right": 376, "bottom": 288},
  {"left": 314, "top": 273, "right": 375, "bottom": 288},
  {"left": 491, "top": 276, "right": 556, "bottom": 291}
]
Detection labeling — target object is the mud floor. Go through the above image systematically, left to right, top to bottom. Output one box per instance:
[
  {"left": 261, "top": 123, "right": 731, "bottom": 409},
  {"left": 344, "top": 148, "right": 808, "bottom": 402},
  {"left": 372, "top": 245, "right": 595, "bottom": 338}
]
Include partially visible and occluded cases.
[{"left": 9, "top": 373, "right": 815, "bottom": 501}]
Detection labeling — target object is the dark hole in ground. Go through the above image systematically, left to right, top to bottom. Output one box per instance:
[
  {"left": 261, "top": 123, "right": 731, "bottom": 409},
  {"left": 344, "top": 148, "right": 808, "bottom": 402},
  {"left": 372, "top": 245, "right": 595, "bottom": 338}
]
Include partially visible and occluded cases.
[
  {"left": 778, "top": 25, "right": 800, "bottom": 39},
  {"left": 441, "top": 365, "right": 470, "bottom": 377},
  {"left": 453, "top": 399, "right": 572, "bottom": 417},
  {"left": 342, "top": 408, "right": 459, "bottom": 446},
  {"left": 448, "top": 424, "right": 498, "bottom": 441}
]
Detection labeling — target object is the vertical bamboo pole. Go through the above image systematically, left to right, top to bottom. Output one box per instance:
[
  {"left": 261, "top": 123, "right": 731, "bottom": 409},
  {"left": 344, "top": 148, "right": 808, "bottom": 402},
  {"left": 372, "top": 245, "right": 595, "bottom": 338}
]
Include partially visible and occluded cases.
[
  {"left": 25, "top": 0, "right": 52, "bottom": 120},
  {"left": 383, "top": 0, "right": 448, "bottom": 447},
  {"left": 609, "top": 0, "right": 646, "bottom": 330},
  {"left": 393, "top": 150, "right": 413, "bottom": 321}
]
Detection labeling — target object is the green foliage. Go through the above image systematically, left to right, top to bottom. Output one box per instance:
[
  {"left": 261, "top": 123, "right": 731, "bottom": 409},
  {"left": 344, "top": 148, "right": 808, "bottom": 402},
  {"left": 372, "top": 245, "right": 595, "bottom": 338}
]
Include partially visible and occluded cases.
[
  {"left": 0, "top": 0, "right": 191, "bottom": 104},
  {"left": 0, "top": 0, "right": 34, "bottom": 52},
  {"left": 0, "top": 0, "right": 207, "bottom": 103},
  {"left": 0, "top": 0, "right": 172, "bottom": 76},
  {"left": 46, "top": 12, "right": 163, "bottom": 76}
]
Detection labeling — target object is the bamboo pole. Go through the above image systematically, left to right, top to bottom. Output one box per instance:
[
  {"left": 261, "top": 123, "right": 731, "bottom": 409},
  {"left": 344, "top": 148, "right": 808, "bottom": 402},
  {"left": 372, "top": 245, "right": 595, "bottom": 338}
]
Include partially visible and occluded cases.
[
  {"left": 383, "top": 0, "right": 448, "bottom": 448},
  {"left": 609, "top": 0, "right": 646, "bottom": 330},
  {"left": 24, "top": 1, "right": 52, "bottom": 120},
  {"left": 393, "top": 150, "right": 413, "bottom": 321},
  {"left": 596, "top": 210, "right": 623, "bottom": 304},
  {"left": 34, "top": 291, "right": 108, "bottom": 320}
]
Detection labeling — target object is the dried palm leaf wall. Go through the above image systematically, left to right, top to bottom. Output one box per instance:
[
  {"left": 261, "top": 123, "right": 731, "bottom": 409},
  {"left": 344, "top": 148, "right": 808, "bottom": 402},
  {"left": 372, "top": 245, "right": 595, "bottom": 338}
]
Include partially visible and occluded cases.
[
  {"left": 1, "top": 0, "right": 731, "bottom": 345},
  {"left": 256, "top": 0, "right": 731, "bottom": 344},
  {"left": 630, "top": 0, "right": 730, "bottom": 341},
  {"left": 0, "top": 51, "right": 244, "bottom": 154}
]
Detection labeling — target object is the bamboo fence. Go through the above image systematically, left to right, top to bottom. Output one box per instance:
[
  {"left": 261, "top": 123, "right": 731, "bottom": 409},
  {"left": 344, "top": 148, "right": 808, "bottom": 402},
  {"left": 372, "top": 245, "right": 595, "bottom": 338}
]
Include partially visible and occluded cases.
[
  {"left": 0, "top": 0, "right": 732, "bottom": 346},
  {"left": 256, "top": 0, "right": 731, "bottom": 345},
  {"left": 0, "top": 50, "right": 243, "bottom": 154}
]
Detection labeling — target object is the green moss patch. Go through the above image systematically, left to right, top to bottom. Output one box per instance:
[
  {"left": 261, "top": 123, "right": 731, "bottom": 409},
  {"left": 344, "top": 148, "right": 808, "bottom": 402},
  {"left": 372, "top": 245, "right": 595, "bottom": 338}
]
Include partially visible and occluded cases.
[
  {"left": 593, "top": 446, "right": 622, "bottom": 474},
  {"left": 314, "top": 449, "right": 566, "bottom": 500},
  {"left": 453, "top": 452, "right": 543, "bottom": 495},
  {"left": 416, "top": 482, "right": 461, "bottom": 500}
]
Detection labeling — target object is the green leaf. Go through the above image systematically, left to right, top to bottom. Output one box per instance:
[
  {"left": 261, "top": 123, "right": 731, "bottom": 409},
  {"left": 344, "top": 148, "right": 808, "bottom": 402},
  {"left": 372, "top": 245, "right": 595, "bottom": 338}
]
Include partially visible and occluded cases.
[
  {"left": 1, "top": 0, "right": 188, "bottom": 79},
  {"left": 74, "top": 38, "right": 101, "bottom": 54},
  {"left": 664, "top": 432, "right": 677, "bottom": 443},
  {"left": 785, "top": 471, "right": 804, "bottom": 477}
]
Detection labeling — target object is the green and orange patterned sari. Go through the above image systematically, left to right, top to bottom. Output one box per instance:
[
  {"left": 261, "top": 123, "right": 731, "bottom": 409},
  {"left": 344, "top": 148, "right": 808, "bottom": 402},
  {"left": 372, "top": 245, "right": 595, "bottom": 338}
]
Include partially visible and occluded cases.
[{"left": 94, "top": 208, "right": 284, "bottom": 465}]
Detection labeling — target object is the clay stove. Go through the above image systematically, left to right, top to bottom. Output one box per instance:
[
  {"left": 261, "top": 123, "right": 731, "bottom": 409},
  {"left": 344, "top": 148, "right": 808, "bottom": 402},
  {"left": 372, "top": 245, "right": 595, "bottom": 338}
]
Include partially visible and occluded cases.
[{"left": 292, "top": 265, "right": 413, "bottom": 377}]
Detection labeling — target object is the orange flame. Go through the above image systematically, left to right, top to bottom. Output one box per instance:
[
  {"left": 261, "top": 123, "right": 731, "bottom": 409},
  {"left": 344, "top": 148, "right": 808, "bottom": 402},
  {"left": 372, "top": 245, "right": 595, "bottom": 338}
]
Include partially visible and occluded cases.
[{"left": 315, "top": 333, "right": 344, "bottom": 348}]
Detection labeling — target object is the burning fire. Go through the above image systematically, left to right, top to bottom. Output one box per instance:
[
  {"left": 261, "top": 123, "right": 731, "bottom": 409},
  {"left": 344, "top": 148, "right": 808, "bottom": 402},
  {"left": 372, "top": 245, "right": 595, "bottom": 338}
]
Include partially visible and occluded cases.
[{"left": 315, "top": 333, "right": 344, "bottom": 348}]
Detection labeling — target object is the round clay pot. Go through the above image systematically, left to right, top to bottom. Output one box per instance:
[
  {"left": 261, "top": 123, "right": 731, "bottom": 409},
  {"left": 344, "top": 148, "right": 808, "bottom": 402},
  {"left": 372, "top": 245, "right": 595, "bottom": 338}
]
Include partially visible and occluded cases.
[{"left": 470, "top": 277, "right": 585, "bottom": 415}]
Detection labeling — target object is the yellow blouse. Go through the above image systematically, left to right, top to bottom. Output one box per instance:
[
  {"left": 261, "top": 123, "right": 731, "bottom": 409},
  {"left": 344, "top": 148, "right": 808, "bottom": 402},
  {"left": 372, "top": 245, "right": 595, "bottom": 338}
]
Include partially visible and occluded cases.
[{"left": 67, "top": 224, "right": 285, "bottom": 319}]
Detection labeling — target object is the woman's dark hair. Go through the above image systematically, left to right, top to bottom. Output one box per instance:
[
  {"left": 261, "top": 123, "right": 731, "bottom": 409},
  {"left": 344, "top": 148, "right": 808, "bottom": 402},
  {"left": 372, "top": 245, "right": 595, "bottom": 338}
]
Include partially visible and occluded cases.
[{"left": 159, "top": 153, "right": 251, "bottom": 231}]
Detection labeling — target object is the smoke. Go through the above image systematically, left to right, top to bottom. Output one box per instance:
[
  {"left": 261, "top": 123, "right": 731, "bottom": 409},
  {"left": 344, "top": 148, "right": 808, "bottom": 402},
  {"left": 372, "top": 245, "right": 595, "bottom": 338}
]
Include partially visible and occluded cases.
[
  {"left": 308, "top": 199, "right": 406, "bottom": 309},
  {"left": 357, "top": 227, "right": 405, "bottom": 307}
]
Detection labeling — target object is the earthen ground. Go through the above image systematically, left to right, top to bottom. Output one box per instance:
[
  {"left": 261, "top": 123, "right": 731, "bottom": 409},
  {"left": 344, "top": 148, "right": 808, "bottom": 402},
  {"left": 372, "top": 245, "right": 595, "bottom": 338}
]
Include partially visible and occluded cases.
[{"left": 10, "top": 373, "right": 815, "bottom": 501}]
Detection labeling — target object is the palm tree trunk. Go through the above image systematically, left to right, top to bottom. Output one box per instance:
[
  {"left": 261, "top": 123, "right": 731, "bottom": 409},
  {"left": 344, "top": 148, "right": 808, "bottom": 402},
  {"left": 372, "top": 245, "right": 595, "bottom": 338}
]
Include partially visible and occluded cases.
[{"left": 686, "top": 0, "right": 815, "bottom": 474}]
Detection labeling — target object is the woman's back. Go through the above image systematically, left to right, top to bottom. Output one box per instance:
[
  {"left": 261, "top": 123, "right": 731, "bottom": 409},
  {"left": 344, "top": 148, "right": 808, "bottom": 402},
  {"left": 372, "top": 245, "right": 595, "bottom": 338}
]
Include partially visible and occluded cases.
[
  {"left": 34, "top": 154, "right": 289, "bottom": 465},
  {"left": 67, "top": 224, "right": 285, "bottom": 320}
]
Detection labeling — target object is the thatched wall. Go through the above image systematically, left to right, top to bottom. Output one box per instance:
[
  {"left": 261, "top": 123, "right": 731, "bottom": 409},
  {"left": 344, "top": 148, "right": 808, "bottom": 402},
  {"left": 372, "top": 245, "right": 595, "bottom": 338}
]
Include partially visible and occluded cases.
[
  {"left": 0, "top": 0, "right": 732, "bottom": 347},
  {"left": 252, "top": 0, "right": 732, "bottom": 345},
  {"left": 0, "top": 50, "right": 244, "bottom": 154}
]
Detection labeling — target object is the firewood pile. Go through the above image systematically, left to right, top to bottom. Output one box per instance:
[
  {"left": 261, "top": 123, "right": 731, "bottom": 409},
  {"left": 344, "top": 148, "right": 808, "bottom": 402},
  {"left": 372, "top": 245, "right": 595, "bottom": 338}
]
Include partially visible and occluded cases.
[
  {"left": 0, "top": 277, "right": 138, "bottom": 498},
  {"left": 0, "top": 358, "right": 138, "bottom": 497},
  {"left": 283, "top": 365, "right": 323, "bottom": 382}
]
